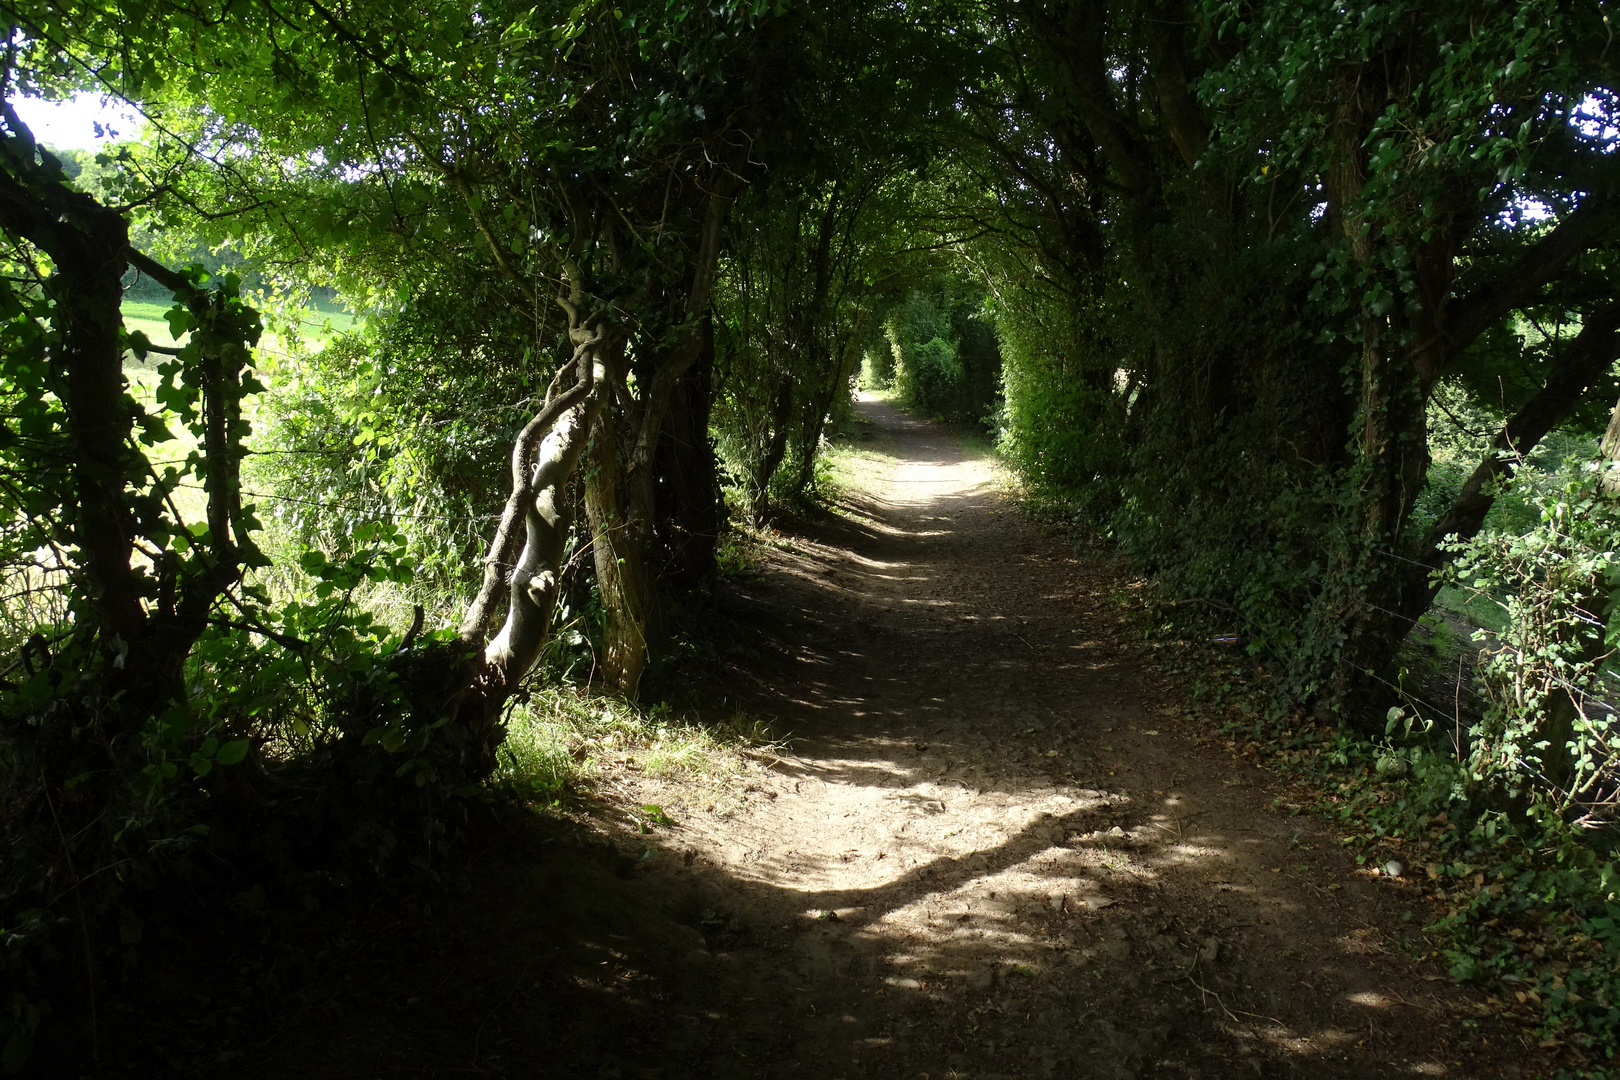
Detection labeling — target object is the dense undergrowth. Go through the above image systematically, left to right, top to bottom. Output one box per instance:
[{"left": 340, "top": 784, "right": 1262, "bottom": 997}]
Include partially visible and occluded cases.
[
  {"left": 859, "top": 274, "right": 1002, "bottom": 430},
  {"left": 0, "top": 291, "right": 775, "bottom": 1075},
  {"left": 996, "top": 343, "right": 1620, "bottom": 1075},
  {"left": 1116, "top": 507, "right": 1620, "bottom": 1079},
  {"left": 0, "top": 534, "right": 773, "bottom": 1075},
  {"left": 1211, "top": 692, "right": 1620, "bottom": 1078}
]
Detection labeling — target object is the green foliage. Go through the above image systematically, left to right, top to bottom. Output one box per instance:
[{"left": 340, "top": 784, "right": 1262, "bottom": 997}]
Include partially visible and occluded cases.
[
  {"left": 8, "top": 0, "right": 1620, "bottom": 1067},
  {"left": 940, "top": 0, "right": 1620, "bottom": 732},
  {"left": 0, "top": 94, "right": 527, "bottom": 1069},
  {"left": 713, "top": 166, "right": 893, "bottom": 521},
  {"left": 885, "top": 278, "right": 1000, "bottom": 425},
  {"left": 247, "top": 324, "right": 527, "bottom": 620},
  {"left": 896, "top": 331, "right": 961, "bottom": 415},
  {"left": 858, "top": 344, "right": 895, "bottom": 391},
  {"left": 996, "top": 345, "right": 1116, "bottom": 503},
  {"left": 1168, "top": 439, "right": 1620, "bottom": 1066},
  {"left": 1444, "top": 465, "right": 1620, "bottom": 826},
  {"left": 0, "top": 486, "right": 482, "bottom": 1065},
  {"left": 1164, "top": 633, "right": 1620, "bottom": 1069},
  {"left": 1347, "top": 732, "right": 1620, "bottom": 1066}
]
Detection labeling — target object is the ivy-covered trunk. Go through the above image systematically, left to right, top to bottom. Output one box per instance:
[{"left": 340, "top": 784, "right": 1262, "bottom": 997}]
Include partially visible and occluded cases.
[
  {"left": 1315, "top": 61, "right": 1464, "bottom": 722},
  {"left": 0, "top": 107, "right": 272, "bottom": 1049},
  {"left": 0, "top": 108, "right": 259, "bottom": 728},
  {"left": 582, "top": 175, "right": 740, "bottom": 695},
  {"left": 1325, "top": 323, "right": 1431, "bottom": 719},
  {"left": 584, "top": 382, "right": 658, "bottom": 695}
]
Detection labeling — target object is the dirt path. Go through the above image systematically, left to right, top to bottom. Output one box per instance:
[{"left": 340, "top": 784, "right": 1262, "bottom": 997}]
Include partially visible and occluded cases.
[{"left": 239, "top": 397, "right": 1548, "bottom": 1080}]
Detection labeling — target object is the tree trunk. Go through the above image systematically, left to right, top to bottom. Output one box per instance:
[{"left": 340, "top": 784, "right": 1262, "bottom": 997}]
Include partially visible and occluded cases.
[
  {"left": 1316, "top": 68, "right": 1435, "bottom": 723},
  {"left": 0, "top": 106, "right": 254, "bottom": 724},
  {"left": 582, "top": 159, "right": 743, "bottom": 695},
  {"left": 653, "top": 314, "right": 723, "bottom": 589},
  {"left": 1326, "top": 314, "right": 1432, "bottom": 720},
  {"left": 792, "top": 316, "right": 864, "bottom": 496},
  {"left": 453, "top": 318, "right": 617, "bottom": 762},
  {"left": 476, "top": 341, "right": 611, "bottom": 678},
  {"left": 749, "top": 377, "right": 794, "bottom": 524},
  {"left": 585, "top": 387, "right": 656, "bottom": 695}
]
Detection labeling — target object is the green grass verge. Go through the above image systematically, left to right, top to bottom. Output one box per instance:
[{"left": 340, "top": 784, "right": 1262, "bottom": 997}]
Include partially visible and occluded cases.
[{"left": 494, "top": 687, "right": 784, "bottom": 817}]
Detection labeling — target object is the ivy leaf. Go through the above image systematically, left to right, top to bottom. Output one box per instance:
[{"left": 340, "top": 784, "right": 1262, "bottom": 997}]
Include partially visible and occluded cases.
[
  {"left": 164, "top": 304, "right": 196, "bottom": 339},
  {"left": 216, "top": 739, "right": 251, "bottom": 766}
]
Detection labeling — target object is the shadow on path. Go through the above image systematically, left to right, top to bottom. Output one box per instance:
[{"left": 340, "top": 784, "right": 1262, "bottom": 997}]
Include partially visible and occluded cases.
[{"left": 225, "top": 396, "right": 1545, "bottom": 1080}]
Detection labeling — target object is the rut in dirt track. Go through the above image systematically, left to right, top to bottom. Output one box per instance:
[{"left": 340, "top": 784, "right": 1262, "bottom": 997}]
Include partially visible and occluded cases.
[{"left": 243, "top": 396, "right": 1548, "bottom": 1080}]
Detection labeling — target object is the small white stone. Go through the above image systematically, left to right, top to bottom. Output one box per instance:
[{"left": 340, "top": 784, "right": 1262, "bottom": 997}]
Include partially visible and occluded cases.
[{"left": 1383, "top": 860, "right": 1404, "bottom": 879}]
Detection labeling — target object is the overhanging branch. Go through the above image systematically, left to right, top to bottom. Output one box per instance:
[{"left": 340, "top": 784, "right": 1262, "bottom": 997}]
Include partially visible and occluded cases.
[
  {"left": 1444, "top": 194, "right": 1618, "bottom": 364},
  {"left": 1406, "top": 297, "right": 1620, "bottom": 613}
]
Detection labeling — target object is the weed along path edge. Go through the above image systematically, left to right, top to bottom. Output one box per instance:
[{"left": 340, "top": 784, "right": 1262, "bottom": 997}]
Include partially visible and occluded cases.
[{"left": 240, "top": 396, "right": 1550, "bottom": 1079}]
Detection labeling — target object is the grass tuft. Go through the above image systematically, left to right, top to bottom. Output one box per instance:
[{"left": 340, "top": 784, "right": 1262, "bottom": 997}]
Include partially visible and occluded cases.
[{"left": 493, "top": 689, "right": 785, "bottom": 814}]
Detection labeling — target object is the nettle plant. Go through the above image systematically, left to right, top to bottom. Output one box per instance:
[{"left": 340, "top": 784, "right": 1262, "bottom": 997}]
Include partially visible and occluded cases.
[{"left": 1445, "top": 462, "right": 1620, "bottom": 827}]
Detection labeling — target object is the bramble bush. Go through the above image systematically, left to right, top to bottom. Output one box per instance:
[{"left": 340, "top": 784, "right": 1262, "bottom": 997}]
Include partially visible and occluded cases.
[
  {"left": 1273, "top": 453, "right": 1620, "bottom": 1069},
  {"left": 1444, "top": 461, "right": 1620, "bottom": 829}
]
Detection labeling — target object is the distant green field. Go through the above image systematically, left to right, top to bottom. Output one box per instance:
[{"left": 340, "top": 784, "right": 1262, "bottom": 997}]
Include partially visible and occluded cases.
[
  {"left": 118, "top": 294, "right": 355, "bottom": 527},
  {"left": 120, "top": 295, "right": 360, "bottom": 525},
  {"left": 121, "top": 297, "right": 360, "bottom": 365}
]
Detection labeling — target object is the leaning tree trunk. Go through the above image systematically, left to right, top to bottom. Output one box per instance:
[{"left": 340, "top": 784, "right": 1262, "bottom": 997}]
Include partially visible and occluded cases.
[
  {"left": 792, "top": 313, "right": 867, "bottom": 496},
  {"left": 456, "top": 314, "right": 617, "bottom": 759}
]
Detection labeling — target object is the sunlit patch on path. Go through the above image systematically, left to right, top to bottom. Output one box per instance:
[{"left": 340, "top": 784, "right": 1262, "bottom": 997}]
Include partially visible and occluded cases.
[{"left": 603, "top": 397, "right": 1542, "bottom": 1079}]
